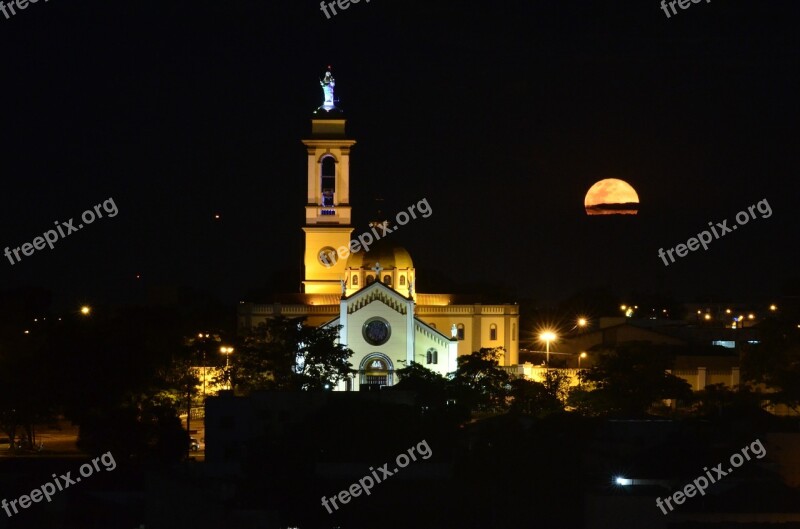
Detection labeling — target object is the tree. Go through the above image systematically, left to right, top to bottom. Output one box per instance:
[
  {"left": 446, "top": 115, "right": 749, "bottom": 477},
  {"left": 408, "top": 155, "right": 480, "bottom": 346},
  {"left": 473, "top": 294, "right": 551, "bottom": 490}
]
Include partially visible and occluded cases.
[
  {"left": 231, "top": 317, "right": 354, "bottom": 393},
  {"left": 741, "top": 318, "right": 800, "bottom": 414},
  {"left": 0, "top": 325, "right": 60, "bottom": 450},
  {"left": 572, "top": 343, "right": 692, "bottom": 416},
  {"left": 450, "top": 347, "right": 511, "bottom": 412},
  {"left": 395, "top": 361, "right": 449, "bottom": 398},
  {"left": 509, "top": 369, "right": 570, "bottom": 417},
  {"left": 691, "top": 382, "right": 766, "bottom": 417}
]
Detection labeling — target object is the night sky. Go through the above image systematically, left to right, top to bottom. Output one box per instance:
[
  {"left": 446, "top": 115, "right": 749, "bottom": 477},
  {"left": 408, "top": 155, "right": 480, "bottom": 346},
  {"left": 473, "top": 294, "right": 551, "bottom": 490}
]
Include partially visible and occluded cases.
[{"left": 2, "top": 0, "right": 798, "bottom": 310}]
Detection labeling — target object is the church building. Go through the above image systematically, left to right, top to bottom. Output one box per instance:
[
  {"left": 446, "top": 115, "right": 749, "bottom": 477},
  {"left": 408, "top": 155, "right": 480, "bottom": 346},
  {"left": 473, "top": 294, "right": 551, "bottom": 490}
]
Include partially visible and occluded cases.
[{"left": 238, "top": 69, "right": 519, "bottom": 390}]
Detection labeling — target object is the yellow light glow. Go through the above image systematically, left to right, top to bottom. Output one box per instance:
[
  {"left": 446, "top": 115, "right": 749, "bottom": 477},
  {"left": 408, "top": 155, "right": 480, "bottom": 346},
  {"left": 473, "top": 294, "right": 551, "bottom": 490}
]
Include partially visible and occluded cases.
[
  {"left": 770, "top": 304, "right": 777, "bottom": 311},
  {"left": 620, "top": 305, "right": 627, "bottom": 310},
  {"left": 80, "top": 306, "right": 91, "bottom": 315},
  {"left": 625, "top": 308, "right": 633, "bottom": 317},
  {"left": 725, "top": 309, "right": 731, "bottom": 314},
  {"left": 697, "top": 310, "right": 702, "bottom": 315},
  {"left": 704, "top": 314, "right": 711, "bottom": 321},
  {"left": 748, "top": 314, "right": 755, "bottom": 320},
  {"left": 577, "top": 317, "right": 587, "bottom": 327},
  {"left": 540, "top": 331, "right": 556, "bottom": 342},
  {"left": 580, "top": 352, "right": 587, "bottom": 359}
]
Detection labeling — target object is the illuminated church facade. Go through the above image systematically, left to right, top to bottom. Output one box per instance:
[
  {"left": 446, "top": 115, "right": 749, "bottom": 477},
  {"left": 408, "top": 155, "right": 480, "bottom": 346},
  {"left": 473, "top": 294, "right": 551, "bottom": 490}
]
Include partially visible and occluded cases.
[{"left": 238, "top": 69, "right": 519, "bottom": 390}]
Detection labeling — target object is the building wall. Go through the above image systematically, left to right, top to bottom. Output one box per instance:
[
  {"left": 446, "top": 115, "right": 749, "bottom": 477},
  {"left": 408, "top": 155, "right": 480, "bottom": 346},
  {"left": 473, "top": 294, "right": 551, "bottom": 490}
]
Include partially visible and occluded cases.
[
  {"left": 302, "top": 227, "right": 354, "bottom": 294},
  {"left": 344, "top": 300, "right": 409, "bottom": 384},
  {"left": 416, "top": 305, "right": 519, "bottom": 366},
  {"left": 412, "top": 321, "right": 458, "bottom": 376}
]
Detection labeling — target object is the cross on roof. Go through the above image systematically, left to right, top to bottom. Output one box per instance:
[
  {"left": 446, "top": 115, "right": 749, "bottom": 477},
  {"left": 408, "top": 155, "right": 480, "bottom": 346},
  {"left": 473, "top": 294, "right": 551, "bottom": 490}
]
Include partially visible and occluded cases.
[{"left": 372, "top": 262, "right": 383, "bottom": 277}]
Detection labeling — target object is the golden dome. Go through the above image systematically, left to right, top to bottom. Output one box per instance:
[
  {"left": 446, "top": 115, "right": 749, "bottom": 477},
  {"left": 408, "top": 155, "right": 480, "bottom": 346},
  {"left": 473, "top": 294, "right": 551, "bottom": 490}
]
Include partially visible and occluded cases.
[{"left": 346, "top": 239, "right": 413, "bottom": 270}]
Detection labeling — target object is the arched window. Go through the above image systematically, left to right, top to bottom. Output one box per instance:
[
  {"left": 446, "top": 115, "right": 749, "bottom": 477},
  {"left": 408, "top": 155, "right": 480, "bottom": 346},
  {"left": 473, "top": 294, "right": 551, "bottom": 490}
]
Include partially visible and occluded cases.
[
  {"left": 321, "top": 156, "right": 336, "bottom": 206},
  {"left": 383, "top": 274, "right": 392, "bottom": 286},
  {"left": 352, "top": 275, "right": 358, "bottom": 286},
  {"left": 366, "top": 275, "right": 375, "bottom": 285},
  {"left": 399, "top": 275, "right": 406, "bottom": 286},
  {"left": 457, "top": 323, "right": 465, "bottom": 341},
  {"left": 490, "top": 324, "right": 498, "bottom": 341},
  {"left": 426, "top": 348, "right": 438, "bottom": 365}
]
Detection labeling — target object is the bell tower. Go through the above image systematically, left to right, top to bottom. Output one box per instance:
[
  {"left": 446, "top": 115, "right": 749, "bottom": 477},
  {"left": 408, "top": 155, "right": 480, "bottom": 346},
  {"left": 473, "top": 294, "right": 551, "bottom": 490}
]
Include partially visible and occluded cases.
[{"left": 302, "top": 67, "right": 356, "bottom": 295}]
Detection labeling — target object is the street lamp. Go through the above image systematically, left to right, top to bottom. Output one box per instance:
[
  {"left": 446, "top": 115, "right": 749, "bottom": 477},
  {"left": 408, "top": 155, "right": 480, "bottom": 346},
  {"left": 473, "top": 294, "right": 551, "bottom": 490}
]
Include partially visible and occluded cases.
[
  {"left": 80, "top": 305, "right": 91, "bottom": 316},
  {"left": 577, "top": 317, "right": 587, "bottom": 329},
  {"left": 539, "top": 331, "right": 556, "bottom": 366},
  {"left": 220, "top": 346, "right": 234, "bottom": 390},
  {"left": 578, "top": 352, "right": 587, "bottom": 369}
]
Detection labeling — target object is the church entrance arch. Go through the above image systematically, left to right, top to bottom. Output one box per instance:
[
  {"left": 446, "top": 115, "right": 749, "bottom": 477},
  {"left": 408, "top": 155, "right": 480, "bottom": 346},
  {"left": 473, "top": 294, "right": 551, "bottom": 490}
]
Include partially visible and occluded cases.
[{"left": 359, "top": 353, "right": 394, "bottom": 388}]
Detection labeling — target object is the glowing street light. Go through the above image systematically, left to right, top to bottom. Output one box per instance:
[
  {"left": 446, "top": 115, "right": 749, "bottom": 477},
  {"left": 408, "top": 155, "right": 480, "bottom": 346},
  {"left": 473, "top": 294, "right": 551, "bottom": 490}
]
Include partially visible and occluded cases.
[
  {"left": 770, "top": 304, "right": 777, "bottom": 312},
  {"left": 80, "top": 305, "right": 91, "bottom": 316},
  {"left": 577, "top": 317, "right": 588, "bottom": 328},
  {"left": 539, "top": 331, "right": 557, "bottom": 366},
  {"left": 220, "top": 346, "right": 234, "bottom": 390},
  {"left": 220, "top": 346, "right": 234, "bottom": 367},
  {"left": 579, "top": 352, "right": 587, "bottom": 369}
]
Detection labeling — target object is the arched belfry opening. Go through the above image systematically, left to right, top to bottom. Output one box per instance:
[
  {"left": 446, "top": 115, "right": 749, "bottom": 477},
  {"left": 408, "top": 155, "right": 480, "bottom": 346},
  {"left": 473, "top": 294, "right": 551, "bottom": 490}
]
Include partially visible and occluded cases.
[{"left": 321, "top": 156, "right": 336, "bottom": 206}]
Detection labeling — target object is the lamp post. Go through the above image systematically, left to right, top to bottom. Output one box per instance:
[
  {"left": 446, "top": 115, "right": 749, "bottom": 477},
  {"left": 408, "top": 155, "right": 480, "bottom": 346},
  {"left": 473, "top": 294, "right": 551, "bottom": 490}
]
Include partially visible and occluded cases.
[
  {"left": 539, "top": 331, "right": 556, "bottom": 366},
  {"left": 220, "top": 346, "right": 234, "bottom": 390},
  {"left": 578, "top": 352, "right": 587, "bottom": 369}
]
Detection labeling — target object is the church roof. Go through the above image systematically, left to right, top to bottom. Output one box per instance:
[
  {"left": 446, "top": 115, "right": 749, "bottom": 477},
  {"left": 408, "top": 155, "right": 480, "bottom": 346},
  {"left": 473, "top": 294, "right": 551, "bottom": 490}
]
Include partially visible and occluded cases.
[{"left": 346, "top": 238, "right": 413, "bottom": 270}]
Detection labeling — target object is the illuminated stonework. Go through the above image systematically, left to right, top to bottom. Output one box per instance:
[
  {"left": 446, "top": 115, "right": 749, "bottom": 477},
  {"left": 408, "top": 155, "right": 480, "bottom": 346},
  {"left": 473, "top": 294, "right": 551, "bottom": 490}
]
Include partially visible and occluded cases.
[{"left": 238, "top": 71, "right": 521, "bottom": 389}]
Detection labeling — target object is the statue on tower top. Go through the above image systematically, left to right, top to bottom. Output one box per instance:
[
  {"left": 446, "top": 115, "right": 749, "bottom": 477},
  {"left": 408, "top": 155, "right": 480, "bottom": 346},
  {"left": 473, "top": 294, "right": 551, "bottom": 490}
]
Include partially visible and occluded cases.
[{"left": 320, "top": 66, "right": 336, "bottom": 110}]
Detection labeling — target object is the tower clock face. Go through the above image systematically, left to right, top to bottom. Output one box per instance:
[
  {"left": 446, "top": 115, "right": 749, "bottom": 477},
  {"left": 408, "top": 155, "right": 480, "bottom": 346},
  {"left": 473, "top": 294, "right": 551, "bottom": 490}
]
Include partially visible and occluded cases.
[{"left": 318, "top": 246, "right": 338, "bottom": 267}]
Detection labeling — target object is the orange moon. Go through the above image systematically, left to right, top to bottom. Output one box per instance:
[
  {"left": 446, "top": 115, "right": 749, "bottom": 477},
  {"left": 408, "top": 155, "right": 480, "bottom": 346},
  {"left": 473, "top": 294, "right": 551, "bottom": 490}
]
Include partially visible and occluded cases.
[{"left": 585, "top": 178, "right": 640, "bottom": 215}]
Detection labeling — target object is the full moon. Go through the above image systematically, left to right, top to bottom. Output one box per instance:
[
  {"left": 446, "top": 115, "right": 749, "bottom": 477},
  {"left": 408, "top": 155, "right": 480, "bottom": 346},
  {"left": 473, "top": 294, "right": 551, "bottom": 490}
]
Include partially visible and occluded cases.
[{"left": 585, "top": 178, "right": 640, "bottom": 215}]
